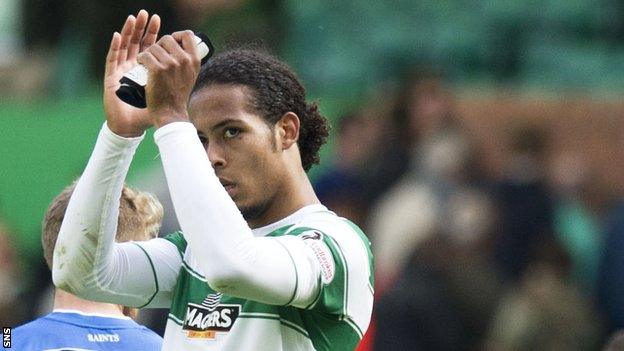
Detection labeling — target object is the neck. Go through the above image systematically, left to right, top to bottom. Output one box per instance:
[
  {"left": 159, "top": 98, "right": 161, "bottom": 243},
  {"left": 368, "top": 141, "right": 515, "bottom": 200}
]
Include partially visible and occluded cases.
[
  {"left": 248, "top": 167, "right": 320, "bottom": 228},
  {"left": 53, "top": 289, "right": 125, "bottom": 317}
]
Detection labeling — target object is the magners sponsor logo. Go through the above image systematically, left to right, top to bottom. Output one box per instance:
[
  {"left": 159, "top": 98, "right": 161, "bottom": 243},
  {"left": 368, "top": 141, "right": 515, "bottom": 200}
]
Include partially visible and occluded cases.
[{"left": 183, "top": 292, "right": 241, "bottom": 339}]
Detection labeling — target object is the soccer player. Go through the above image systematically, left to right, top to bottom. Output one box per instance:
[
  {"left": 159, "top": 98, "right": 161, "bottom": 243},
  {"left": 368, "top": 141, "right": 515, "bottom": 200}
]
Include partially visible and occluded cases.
[
  {"left": 53, "top": 10, "right": 374, "bottom": 350},
  {"left": 13, "top": 184, "right": 163, "bottom": 350}
]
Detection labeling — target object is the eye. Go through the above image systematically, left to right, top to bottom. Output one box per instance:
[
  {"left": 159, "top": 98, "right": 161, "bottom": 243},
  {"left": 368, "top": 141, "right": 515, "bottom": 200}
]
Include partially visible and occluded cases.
[{"left": 224, "top": 128, "right": 240, "bottom": 139}]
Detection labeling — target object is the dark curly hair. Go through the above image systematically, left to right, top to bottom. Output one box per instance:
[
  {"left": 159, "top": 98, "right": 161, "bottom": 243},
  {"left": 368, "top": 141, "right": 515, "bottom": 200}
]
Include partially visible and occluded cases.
[{"left": 192, "top": 48, "right": 329, "bottom": 172}]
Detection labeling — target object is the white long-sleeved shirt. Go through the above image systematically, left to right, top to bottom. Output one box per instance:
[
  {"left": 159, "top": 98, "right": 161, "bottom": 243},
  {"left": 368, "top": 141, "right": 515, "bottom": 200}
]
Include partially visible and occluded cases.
[{"left": 53, "top": 122, "right": 374, "bottom": 350}]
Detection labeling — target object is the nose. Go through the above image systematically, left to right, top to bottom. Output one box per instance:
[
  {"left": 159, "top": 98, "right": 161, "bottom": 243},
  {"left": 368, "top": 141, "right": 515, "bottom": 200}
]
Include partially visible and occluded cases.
[
  {"left": 206, "top": 142, "right": 226, "bottom": 169},
  {"left": 206, "top": 142, "right": 225, "bottom": 169}
]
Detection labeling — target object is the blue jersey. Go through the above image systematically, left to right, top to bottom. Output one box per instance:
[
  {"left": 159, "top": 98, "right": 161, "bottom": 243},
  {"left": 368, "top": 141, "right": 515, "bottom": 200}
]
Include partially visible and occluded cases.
[{"left": 12, "top": 310, "right": 162, "bottom": 350}]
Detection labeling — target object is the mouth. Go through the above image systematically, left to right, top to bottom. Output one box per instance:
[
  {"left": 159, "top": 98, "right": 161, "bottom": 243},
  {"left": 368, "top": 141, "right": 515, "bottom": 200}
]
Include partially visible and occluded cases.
[
  {"left": 218, "top": 178, "right": 236, "bottom": 196},
  {"left": 224, "top": 184, "right": 236, "bottom": 195}
]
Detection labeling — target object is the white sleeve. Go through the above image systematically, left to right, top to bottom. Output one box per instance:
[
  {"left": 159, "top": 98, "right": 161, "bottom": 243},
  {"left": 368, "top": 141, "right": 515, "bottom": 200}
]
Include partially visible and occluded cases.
[
  {"left": 154, "top": 122, "right": 321, "bottom": 306},
  {"left": 52, "top": 123, "right": 181, "bottom": 308},
  {"left": 133, "top": 238, "right": 184, "bottom": 308}
]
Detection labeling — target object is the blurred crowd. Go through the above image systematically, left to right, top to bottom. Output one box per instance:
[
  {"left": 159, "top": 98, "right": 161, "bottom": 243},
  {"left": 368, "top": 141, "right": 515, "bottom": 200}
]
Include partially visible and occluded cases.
[
  {"left": 5, "top": 1, "right": 624, "bottom": 350},
  {"left": 312, "top": 71, "right": 624, "bottom": 350}
]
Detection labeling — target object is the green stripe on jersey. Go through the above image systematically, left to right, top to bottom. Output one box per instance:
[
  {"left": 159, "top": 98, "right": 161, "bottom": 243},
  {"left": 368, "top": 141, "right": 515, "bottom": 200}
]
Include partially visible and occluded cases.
[
  {"left": 163, "top": 231, "right": 187, "bottom": 258},
  {"left": 299, "top": 311, "right": 361, "bottom": 351}
]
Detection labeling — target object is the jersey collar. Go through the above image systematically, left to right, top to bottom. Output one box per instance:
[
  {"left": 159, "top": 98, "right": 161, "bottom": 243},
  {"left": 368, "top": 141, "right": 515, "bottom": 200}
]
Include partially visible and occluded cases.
[
  {"left": 251, "top": 204, "right": 328, "bottom": 237},
  {"left": 52, "top": 309, "right": 132, "bottom": 320}
]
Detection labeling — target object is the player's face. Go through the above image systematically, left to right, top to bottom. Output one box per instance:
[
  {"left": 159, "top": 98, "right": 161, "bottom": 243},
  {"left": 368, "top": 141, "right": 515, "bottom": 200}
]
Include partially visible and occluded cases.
[{"left": 188, "top": 84, "right": 284, "bottom": 223}]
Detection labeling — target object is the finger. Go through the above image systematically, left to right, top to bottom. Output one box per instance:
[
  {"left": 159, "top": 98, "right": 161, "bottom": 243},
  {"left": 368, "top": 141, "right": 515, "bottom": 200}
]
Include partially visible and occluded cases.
[
  {"left": 127, "top": 9, "right": 149, "bottom": 61},
  {"left": 141, "top": 14, "right": 161, "bottom": 51},
  {"left": 117, "top": 15, "right": 136, "bottom": 65},
  {"left": 170, "top": 31, "right": 188, "bottom": 41},
  {"left": 171, "top": 31, "right": 199, "bottom": 63},
  {"left": 180, "top": 31, "right": 200, "bottom": 67},
  {"left": 104, "top": 32, "right": 121, "bottom": 77},
  {"left": 158, "top": 34, "right": 187, "bottom": 60},
  {"left": 148, "top": 43, "right": 177, "bottom": 67},
  {"left": 137, "top": 51, "right": 164, "bottom": 72}
]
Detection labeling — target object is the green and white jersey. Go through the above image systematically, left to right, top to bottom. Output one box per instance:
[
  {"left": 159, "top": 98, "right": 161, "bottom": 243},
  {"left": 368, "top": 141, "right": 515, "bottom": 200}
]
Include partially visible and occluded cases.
[
  {"left": 52, "top": 123, "right": 374, "bottom": 351},
  {"left": 161, "top": 205, "right": 374, "bottom": 351}
]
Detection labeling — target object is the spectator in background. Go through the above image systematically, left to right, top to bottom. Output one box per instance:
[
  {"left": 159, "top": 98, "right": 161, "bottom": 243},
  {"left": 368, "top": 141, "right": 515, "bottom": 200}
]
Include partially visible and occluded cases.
[
  {"left": 363, "top": 70, "right": 459, "bottom": 205},
  {"left": 367, "top": 70, "right": 482, "bottom": 288},
  {"left": 594, "top": 102, "right": 624, "bottom": 335},
  {"left": 314, "top": 109, "right": 384, "bottom": 227},
  {"left": 492, "top": 125, "right": 555, "bottom": 282},
  {"left": 549, "top": 152, "right": 605, "bottom": 295},
  {"left": 374, "top": 181, "right": 502, "bottom": 351},
  {"left": 13, "top": 184, "right": 163, "bottom": 350},
  {"left": 597, "top": 189, "right": 624, "bottom": 333},
  {"left": 484, "top": 240, "right": 602, "bottom": 351},
  {"left": 603, "top": 330, "right": 624, "bottom": 351}
]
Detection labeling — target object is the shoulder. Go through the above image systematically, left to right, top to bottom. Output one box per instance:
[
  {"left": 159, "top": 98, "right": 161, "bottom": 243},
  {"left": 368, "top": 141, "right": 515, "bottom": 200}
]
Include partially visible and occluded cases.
[
  {"left": 285, "top": 210, "right": 374, "bottom": 286},
  {"left": 285, "top": 210, "right": 374, "bottom": 337},
  {"left": 286, "top": 210, "right": 372, "bottom": 258},
  {"left": 286, "top": 210, "right": 366, "bottom": 242},
  {"left": 13, "top": 315, "right": 81, "bottom": 349},
  {"left": 14, "top": 315, "right": 62, "bottom": 336},
  {"left": 13, "top": 318, "right": 46, "bottom": 343},
  {"left": 129, "top": 321, "right": 163, "bottom": 340},
  {"left": 118, "top": 323, "right": 163, "bottom": 348}
]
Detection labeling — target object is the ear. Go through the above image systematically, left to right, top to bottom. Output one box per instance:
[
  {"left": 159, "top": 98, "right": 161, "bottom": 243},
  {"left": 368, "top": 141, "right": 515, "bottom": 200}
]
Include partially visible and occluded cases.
[{"left": 276, "top": 112, "right": 300, "bottom": 150}]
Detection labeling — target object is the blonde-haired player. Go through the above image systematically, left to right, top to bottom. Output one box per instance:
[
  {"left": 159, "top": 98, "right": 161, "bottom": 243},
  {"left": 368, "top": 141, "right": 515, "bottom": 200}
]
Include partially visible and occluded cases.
[{"left": 13, "top": 183, "right": 164, "bottom": 350}]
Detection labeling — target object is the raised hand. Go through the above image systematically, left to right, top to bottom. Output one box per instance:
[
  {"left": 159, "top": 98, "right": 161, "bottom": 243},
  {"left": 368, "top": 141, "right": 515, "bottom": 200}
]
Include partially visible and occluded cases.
[
  {"left": 103, "top": 10, "right": 160, "bottom": 137},
  {"left": 137, "top": 31, "right": 201, "bottom": 128}
]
